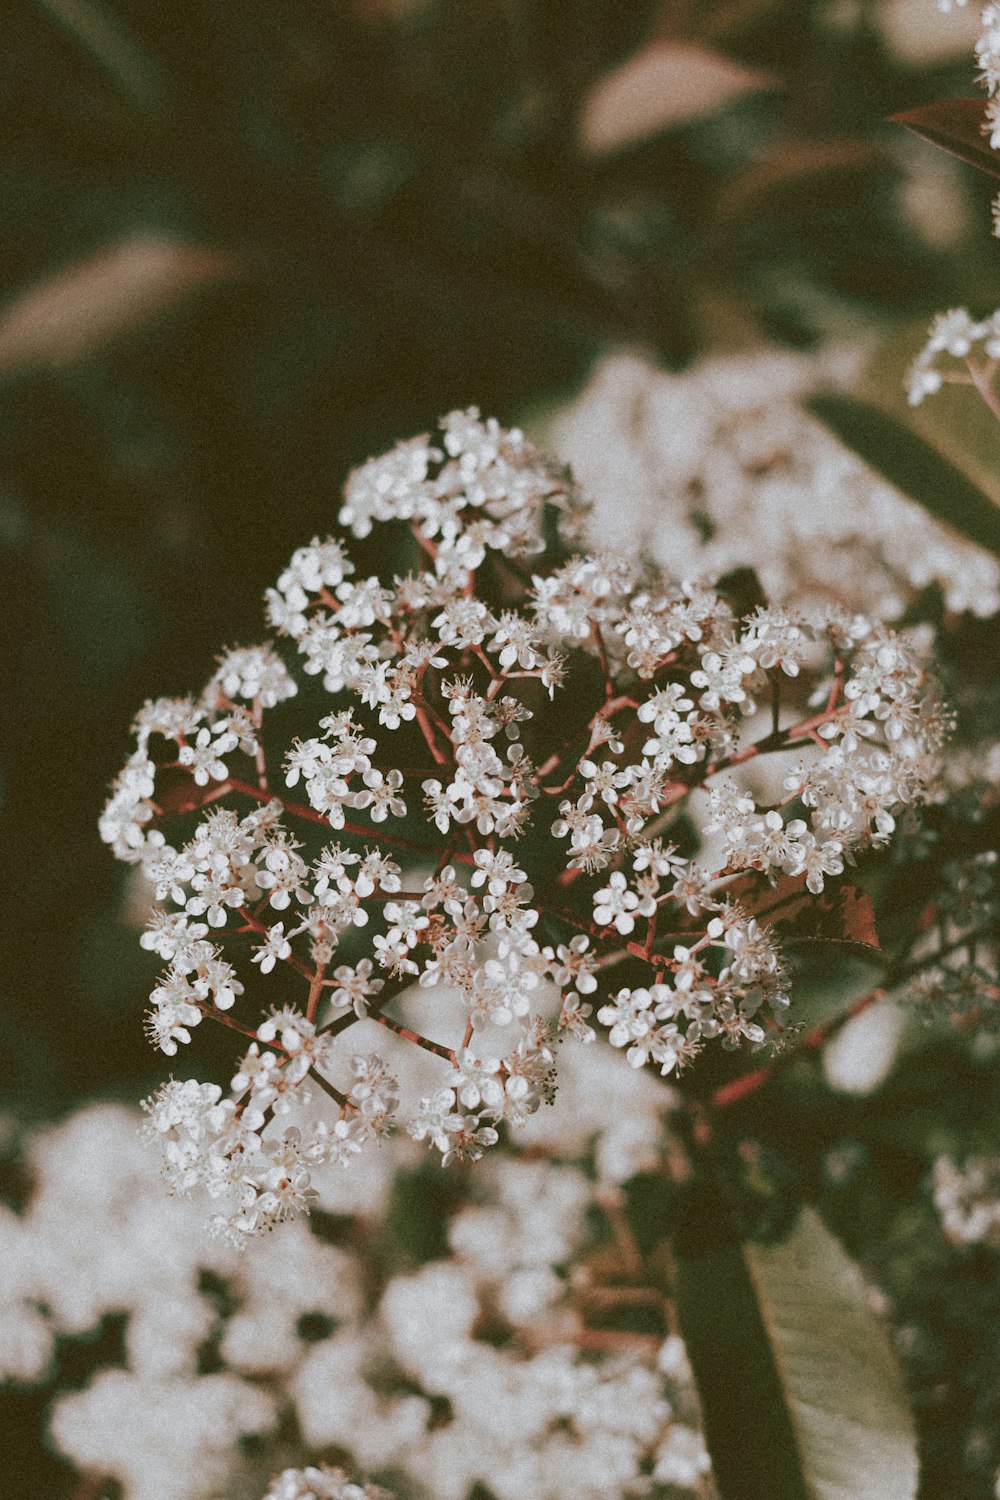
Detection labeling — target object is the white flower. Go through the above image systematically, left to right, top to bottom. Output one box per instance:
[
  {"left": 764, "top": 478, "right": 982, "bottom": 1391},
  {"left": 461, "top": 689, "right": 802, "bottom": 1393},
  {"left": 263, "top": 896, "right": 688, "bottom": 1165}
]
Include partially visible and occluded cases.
[
  {"left": 210, "top": 645, "right": 298, "bottom": 708},
  {"left": 178, "top": 726, "right": 231, "bottom": 787},
  {"left": 352, "top": 768, "right": 406, "bottom": 822},
  {"left": 593, "top": 872, "right": 641, "bottom": 935},
  {"left": 252, "top": 923, "right": 292, "bottom": 974},
  {"left": 329, "top": 960, "right": 383, "bottom": 1019},
  {"left": 447, "top": 1051, "right": 505, "bottom": 1112},
  {"left": 264, "top": 1467, "right": 393, "bottom": 1500}
]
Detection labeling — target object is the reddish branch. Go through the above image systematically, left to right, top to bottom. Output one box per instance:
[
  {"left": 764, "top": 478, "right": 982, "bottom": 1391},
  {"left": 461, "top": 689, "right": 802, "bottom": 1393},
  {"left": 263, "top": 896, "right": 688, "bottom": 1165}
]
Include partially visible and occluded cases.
[{"left": 710, "top": 986, "right": 886, "bottom": 1109}]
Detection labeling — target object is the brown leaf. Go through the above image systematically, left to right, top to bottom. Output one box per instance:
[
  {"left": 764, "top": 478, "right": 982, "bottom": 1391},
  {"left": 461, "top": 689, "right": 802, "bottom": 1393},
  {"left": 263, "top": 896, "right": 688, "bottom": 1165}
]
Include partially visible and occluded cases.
[
  {"left": 579, "top": 41, "right": 775, "bottom": 156},
  {"left": 892, "top": 97, "right": 1000, "bottom": 183},
  {"left": 715, "top": 139, "right": 886, "bottom": 222},
  {"left": 0, "top": 234, "right": 231, "bottom": 372},
  {"left": 153, "top": 774, "right": 229, "bottom": 822},
  {"left": 734, "top": 872, "right": 881, "bottom": 951}
]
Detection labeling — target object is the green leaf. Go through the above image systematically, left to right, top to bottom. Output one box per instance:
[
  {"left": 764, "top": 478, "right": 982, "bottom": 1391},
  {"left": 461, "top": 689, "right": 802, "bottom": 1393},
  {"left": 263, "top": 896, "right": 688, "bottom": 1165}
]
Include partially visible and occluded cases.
[
  {"left": 891, "top": 98, "right": 1000, "bottom": 182},
  {"left": 858, "top": 324, "right": 1000, "bottom": 513},
  {"left": 808, "top": 393, "right": 1000, "bottom": 561},
  {"left": 677, "top": 1208, "right": 918, "bottom": 1500},
  {"left": 746, "top": 1210, "right": 918, "bottom": 1500}
]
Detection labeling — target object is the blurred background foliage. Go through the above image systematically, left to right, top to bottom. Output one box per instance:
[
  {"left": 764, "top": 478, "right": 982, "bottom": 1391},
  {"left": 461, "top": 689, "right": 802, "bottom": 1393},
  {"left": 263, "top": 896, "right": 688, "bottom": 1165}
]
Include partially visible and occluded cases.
[
  {"left": 4, "top": 0, "right": 998, "bottom": 1111},
  {"left": 3, "top": 1, "right": 1000, "bottom": 1495}
]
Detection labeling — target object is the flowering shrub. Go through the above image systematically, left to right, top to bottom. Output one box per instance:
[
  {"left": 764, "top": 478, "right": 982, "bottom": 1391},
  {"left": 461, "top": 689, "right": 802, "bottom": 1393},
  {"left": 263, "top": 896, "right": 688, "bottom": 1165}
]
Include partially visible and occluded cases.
[
  {"left": 99, "top": 410, "right": 949, "bottom": 1244},
  {"left": 0, "top": 1054, "right": 712, "bottom": 1500}
]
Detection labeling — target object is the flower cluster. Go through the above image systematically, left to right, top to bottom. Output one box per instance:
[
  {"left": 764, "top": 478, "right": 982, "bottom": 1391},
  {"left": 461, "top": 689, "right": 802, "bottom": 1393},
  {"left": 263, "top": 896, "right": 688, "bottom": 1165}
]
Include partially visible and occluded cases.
[
  {"left": 937, "top": 2, "right": 1000, "bottom": 233},
  {"left": 905, "top": 306, "right": 1000, "bottom": 409},
  {"left": 552, "top": 350, "right": 1000, "bottom": 618},
  {"left": 102, "top": 409, "right": 948, "bottom": 1241},
  {"left": 0, "top": 1053, "right": 711, "bottom": 1500},
  {"left": 933, "top": 1154, "right": 1000, "bottom": 1249},
  {"left": 262, "top": 1467, "right": 391, "bottom": 1500}
]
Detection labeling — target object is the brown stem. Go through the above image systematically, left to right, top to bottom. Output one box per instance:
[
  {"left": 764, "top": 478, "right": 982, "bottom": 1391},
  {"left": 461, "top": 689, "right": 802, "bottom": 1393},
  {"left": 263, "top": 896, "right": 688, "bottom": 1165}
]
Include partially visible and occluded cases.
[
  {"left": 966, "top": 355, "right": 1000, "bottom": 422},
  {"left": 592, "top": 623, "right": 614, "bottom": 699},
  {"left": 472, "top": 644, "right": 499, "bottom": 682},
  {"left": 826, "top": 661, "right": 844, "bottom": 715},
  {"left": 251, "top": 697, "right": 269, "bottom": 792},
  {"left": 413, "top": 701, "right": 450, "bottom": 767},
  {"left": 226, "top": 777, "right": 475, "bottom": 863},
  {"left": 235, "top": 909, "right": 314, "bottom": 980},
  {"left": 306, "top": 962, "right": 328, "bottom": 1024},
  {"left": 318, "top": 974, "right": 412, "bottom": 1038},
  {"left": 711, "top": 986, "right": 886, "bottom": 1110},
  {"left": 194, "top": 1000, "right": 281, "bottom": 1046},
  {"left": 373, "top": 1012, "right": 456, "bottom": 1062},
  {"left": 309, "top": 1066, "right": 347, "bottom": 1108}
]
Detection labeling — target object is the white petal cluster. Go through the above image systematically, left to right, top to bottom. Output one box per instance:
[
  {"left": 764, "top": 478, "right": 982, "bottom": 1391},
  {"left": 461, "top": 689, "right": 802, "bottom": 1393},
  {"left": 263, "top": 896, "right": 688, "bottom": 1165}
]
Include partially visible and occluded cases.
[
  {"left": 906, "top": 306, "right": 1000, "bottom": 404},
  {"left": 552, "top": 349, "right": 1000, "bottom": 618},
  {"left": 101, "top": 409, "right": 947, "bottom": 1240},
  {"left": 334, "top": 410, "right": 584, "bottom": 574},
  {"left": 0, "top": 1065, "right": 710, "bottom": 1500},
  {"left": 933, "top": 1154, "right": 1000, "bottom": 1248},
  {"left": 51, "top": 1370, "right": 278, "bottom": 1500},
  {"left": 262, "top": 1467, "right": 391, "bottom": 1500}
]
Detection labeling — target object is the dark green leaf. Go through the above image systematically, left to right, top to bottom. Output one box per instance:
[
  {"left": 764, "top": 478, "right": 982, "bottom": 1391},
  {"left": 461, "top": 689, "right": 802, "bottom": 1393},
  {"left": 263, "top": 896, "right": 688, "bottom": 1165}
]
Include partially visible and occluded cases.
[
  {"left": 891, "top": 98, "right": 1000, "bottom": 182},
  {"left": 858, "top": 324, "right": 1000, "bottom": 512},
  {"left": 808, "top": 394, "right": 1000, "bottom": 562},
  {"left": 677, "top": 1208, "right": 918, "bottom": 1500}
]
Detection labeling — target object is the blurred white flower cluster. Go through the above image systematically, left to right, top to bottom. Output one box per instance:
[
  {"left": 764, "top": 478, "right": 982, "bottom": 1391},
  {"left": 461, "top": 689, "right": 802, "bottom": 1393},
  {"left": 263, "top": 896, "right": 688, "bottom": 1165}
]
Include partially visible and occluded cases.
[
  {"left": 906, "top": 306, "right": 1000, "bottom": 411},
  {"left": 551, "top": 348, "right": 1000, "bottom": 618},
  {"left": 100, "top": 409, "right": 947, "bottom": 1242},
  {"left": 0, "top": 1043, "right": 714, "bottom": 1500},
  {"left": 933, "top": 1153, "right": 1000, "bottom": 1248}
]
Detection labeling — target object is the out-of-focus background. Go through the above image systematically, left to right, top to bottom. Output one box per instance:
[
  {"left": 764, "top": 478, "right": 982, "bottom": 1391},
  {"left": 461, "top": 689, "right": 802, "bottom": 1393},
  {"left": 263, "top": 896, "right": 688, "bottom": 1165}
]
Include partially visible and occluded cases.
[{"left": 3, "top": 2, "right": 1000, "bottom": 1497}]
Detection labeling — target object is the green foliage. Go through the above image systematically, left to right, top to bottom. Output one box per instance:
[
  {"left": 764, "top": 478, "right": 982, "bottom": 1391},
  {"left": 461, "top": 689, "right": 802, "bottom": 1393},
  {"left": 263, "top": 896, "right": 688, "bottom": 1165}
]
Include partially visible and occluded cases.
[
  {"left": 859, "top": 324, "right": 1000, "bottom": 512},
  {"left": 809, "top": 393, "right": 1000, "bottom": 561},
  {"left": 678, "top": 1208, "right": 918, "bottom": 1500}
]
